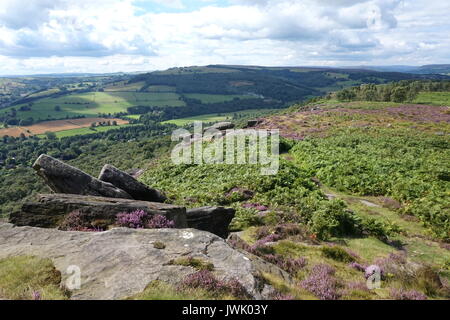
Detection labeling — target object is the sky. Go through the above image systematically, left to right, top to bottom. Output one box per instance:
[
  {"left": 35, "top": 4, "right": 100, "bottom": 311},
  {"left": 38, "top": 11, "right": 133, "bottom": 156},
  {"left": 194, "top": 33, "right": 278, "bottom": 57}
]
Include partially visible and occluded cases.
[{"left": 0, "top": 0, "right": 449, "bottom": 75}]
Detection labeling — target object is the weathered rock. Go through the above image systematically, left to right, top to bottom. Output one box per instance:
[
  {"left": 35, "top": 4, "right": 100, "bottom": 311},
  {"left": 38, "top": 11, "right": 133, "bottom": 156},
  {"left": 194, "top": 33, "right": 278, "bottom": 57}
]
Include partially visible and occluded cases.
[
  {"left": 246, "top": 119, "right": 261, "bottom": 127},
  {"left": 205, "top": 121, "right": 235, "bottom": 131},
  {"left": 33, "top": 154, "right": 131, "bottom": 199},
  {"left": 98, "top": 164, "right": 166, "bottom": 203},
  {"left": 9, "top": 193, "right": 187, "bottom": 228},
  {"left": 186, "top": 206, "right": 235, "bottom": 238},
  {"left": 0, "top": 223, "right": 282, "bottom": 300}
]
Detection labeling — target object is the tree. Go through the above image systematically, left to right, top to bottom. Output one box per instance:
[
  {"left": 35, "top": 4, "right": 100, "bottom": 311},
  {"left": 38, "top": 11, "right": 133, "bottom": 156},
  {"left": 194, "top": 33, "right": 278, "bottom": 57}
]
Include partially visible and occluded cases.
[
  {"left": 54, "top": 105, "right": 61, "bottom": 112},
  {"left": 45, "top": 131, "right": 57, "bottom": 140}
]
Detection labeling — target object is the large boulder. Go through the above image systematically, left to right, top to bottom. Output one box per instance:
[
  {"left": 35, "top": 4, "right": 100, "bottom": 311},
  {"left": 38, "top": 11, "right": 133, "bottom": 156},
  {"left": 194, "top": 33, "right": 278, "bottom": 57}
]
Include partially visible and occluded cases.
[
  {"left": 204, "top": 122, "right": 235, "bottom": 132},
  {"left": 33, "top": 154, "right": 131, "bottom": 199},
  {"left": 98, "top": 164, "right": 166, "bottom": 203},
  {"left": 9, "top": 193, "right": 187, "bottom": 229},
  {"left": 186, "top": 206, "right": 235, "bottom": 238},
  {"left": 0, "top": 223, "right": 283, "bottom": 300}
]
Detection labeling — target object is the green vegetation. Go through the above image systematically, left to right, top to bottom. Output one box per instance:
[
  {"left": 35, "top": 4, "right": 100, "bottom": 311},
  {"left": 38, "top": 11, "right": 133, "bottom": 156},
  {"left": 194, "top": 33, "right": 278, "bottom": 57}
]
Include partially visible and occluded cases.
[
  {"left": 332, "top": 80, "right": 450, "bottom": 103},
  {"left": 2, "top": 91, "right": 185, "bottom": 122},
  {"left": 413, "top": 91, "right": 450, "bottom": 106},
  {"left": 184, "top": 94, "right": 253, "bottom": 104},
  {"left": 163, "top": 109, "right": 278, "bottom": 126},
  {"left": 37, "top": 123, "right": 138, "bottom": 138},
  {"left": 291, "top": 127, "right": 449, "bottom": 240},
  {"left": 0, "top": 255, "right": 69, "bottom": 300},
  {"left": 169, "top": 257, "right": 215, "bottom": 271},
  {"left": 128, "top": 280, "right": 233, "bottom": 300}
]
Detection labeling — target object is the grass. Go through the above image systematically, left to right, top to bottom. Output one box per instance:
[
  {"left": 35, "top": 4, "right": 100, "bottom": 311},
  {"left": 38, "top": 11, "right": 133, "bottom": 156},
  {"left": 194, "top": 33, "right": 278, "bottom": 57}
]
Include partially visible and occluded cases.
[
  {"left": 104, "top": 81, "right": 145, "bottom": 92},
  {"left": 4, "top": 91, "right": 185, "bottom": 121},
  {"left": 413, "top": 92, "right": 450, "bottom": 106},
  {"left": 184, "top": 93, "right": 253, "bottom": 104},
  {"left": 36, "top": 123, "right": 138, "bottom": 138},
  {"left": 0, "top": 255, "right": 69, "bottom": 300},
  {"left": 169, "top": 257, "right": 215, "bottom": 271},
  {"left": 128, "top": 280, "right": 234, "bottom": 300}
]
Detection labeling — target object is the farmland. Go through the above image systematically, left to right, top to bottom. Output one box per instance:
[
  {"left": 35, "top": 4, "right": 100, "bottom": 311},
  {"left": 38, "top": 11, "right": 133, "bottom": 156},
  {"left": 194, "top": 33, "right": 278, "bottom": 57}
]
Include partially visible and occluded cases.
[
  {"left": 2, "top": 91, "right": 185, "bottom": 121},
  {"left": 183, "top": 93, "right": 254, "bottom": 104},
  {"left": 0, "top": 117, "right": 129, "bottom": 137},
  {"left": 37, "top": 123, "right": 138, "bottom": 138}
]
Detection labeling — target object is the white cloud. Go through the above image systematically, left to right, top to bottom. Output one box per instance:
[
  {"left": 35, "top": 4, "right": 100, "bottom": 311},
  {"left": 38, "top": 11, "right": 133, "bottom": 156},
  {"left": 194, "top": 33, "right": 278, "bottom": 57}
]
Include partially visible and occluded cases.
[{"left": 0, "top": 0, "right": 448, "bottom": 74}]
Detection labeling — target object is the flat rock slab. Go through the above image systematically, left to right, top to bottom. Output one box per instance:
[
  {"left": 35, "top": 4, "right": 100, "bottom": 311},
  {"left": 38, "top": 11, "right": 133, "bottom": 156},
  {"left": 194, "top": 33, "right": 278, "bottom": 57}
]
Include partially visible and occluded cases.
[
  {"left": 33, "top": 154, "right": 132, "bottom": 199},
  {"left": 98, "top": 164, "right": 166, "bottom": 203},
  {"left": 9, "top": 194, "right": 187, "bottom": 229},
  {"left": 0, "top": 223, "right": 272, "bottom": 300}
]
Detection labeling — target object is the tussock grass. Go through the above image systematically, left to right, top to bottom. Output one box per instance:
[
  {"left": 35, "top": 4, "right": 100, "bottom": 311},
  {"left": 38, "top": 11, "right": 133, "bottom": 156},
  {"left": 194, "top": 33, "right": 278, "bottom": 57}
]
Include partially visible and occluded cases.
[{"left": 0, "top": 255, "right": 69, "bottom": 300}]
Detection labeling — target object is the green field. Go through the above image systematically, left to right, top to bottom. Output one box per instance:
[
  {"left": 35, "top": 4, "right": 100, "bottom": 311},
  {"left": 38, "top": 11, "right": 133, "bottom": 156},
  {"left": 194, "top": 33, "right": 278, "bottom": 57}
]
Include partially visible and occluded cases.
[
  {"left": 104, "top": 81, "right": 145, "bottom": 92},
  {"left": 146, "top": 85, "right": 177, "bottom": 92},
  {"left": 3, "top": 91, "right": 185, "bottom": 121},
  {"left": 413, "top": 91, "right": 450, "bottom": 106},
  {"left": 184, "top": 93, "right": 253, "bottom": 104},
  {"left": 163, "top": 109, "right": 278, "bottom": 126},
  {"left": 37, "top": 123, "right": 138, "bottom": 138}
]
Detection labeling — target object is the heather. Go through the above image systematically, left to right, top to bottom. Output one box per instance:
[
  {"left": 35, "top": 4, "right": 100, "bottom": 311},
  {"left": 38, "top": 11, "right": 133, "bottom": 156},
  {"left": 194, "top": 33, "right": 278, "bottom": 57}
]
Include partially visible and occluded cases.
[
  {"left": 59, "top": 210, "right": 104, "bottom": 232},
  {"left": 116, "top": 210, "right": 175, "bottom": 229},
  {"left": 300, "top": 264, "right": 341, "bottom": 300},
  {"left": 180, "top": 270, "right": 250, "bottom": 299},
  {"left": 390, "top": 288, "right": 427, "bottom": 300}
]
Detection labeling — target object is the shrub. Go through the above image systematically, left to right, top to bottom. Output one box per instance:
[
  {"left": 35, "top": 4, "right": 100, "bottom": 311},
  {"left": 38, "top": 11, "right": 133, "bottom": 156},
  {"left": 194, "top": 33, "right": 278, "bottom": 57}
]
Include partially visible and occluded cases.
[
  {"left": 309, "top": 200, "right": 361, "bottom": 240},
  {"left": 116, "top": 210, "right": 148, "bottom": 229},
  {"left": 59, "top": 211, "right": 102, "bottom": 232},
  {"left": 116, "top": 211, "right": 174, "bottom": 229},
  {"left": 147, "top": 214, "right": 175, "bottom": 229},
  {"left": 321, "top": 246, "right": 356, "bottom": 263},
  {"left": 348, "top": 262, "right": 367, "bottom": 272},
  {"left": 301, "top": 264, "right": 341, "bottom": 300},
  {"left": 181, "top": 270, "right": 250, "bottom": 299},
  {"left": 390, "top": 288, "right": 427, "bottom": 300}
]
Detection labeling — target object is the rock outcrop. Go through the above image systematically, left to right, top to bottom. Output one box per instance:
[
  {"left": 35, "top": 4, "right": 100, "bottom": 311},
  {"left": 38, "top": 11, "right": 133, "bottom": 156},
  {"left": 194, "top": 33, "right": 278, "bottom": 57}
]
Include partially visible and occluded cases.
[
  {"left": 205, "top": 121, "right": 235, "bottom": 131},
  {"left": 33, "top": 154, "right": 131, "bottom": 199},
  {"left": 98, "top": 164, "right": 166, "bottom": 203},
  {"left": 9, "top": 194, "right": 187, "bottom": 228},
  {"left": 186, "top": 206, "right": 235, "bottom": 238},
  {"left": 0, "top": 223, "right": 281, "bottom": 300}
]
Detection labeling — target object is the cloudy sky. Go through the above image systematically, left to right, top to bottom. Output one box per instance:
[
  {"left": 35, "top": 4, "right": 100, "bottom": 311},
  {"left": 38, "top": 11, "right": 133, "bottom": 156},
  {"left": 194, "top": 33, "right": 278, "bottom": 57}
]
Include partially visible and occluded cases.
[{"left": 0, "top": 0, "right": 449, "bottom": 75}]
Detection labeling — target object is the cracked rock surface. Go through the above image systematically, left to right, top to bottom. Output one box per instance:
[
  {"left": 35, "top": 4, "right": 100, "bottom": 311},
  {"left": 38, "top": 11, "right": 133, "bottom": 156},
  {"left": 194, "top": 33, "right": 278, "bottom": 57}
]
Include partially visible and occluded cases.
[{"left": 0, "top": 223, "right": 274, "bottom": 300}]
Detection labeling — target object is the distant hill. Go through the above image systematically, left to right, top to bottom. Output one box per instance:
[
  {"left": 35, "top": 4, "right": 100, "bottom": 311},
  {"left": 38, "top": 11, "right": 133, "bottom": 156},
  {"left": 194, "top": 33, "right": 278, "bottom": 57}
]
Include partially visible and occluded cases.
[
  {"left": 130, "top": 64, "right": 450, "bottom": 104},
  {"left": 343, "top": 64, "right": 450, "bottom": 75}
]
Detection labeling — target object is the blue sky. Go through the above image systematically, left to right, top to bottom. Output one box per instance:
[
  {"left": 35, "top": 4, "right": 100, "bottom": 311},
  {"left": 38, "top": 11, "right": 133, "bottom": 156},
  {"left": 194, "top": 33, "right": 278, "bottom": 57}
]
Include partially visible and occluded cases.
[{"left": 0, "top": 0, "right": 449, "bottom": 75}]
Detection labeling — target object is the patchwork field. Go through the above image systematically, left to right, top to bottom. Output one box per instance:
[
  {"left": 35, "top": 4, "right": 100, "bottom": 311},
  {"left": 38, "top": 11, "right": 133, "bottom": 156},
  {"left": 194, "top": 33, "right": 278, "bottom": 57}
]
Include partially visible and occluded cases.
[
  {"left": 104, "top": 81, "right": 145, "bottom": 92},
  {"left": 3, "top": 91, "right": 185, "bottom": 120},
  {"left": 184, "top": 93, "right": 254, "bottom": 104},
  {"left": 0, "top": 117, "right": 129, "bottom": 137},
  {"left": 37, "top": 123, "right": 138, "bottom": 138}
]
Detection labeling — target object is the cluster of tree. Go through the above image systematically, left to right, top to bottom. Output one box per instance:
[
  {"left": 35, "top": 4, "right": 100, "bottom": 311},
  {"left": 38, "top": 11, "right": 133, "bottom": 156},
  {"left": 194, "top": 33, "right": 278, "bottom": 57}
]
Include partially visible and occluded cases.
[
  {"left": 132, "top": 71, "right": 319, "bottom": 103},
  {"left": 332, "top": 80, "right": 450, "bottom": 102},
  {"left": 0, "top": 120, "right": 175, "bottom": 168}
]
